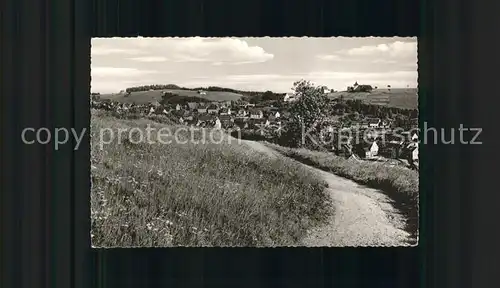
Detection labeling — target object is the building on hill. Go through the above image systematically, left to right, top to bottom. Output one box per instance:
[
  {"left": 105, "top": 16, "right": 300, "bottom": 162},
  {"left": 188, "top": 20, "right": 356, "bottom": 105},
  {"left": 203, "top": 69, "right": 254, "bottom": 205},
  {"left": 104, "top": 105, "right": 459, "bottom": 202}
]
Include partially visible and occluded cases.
[
  {"left": 347, "top": 84, "right": 373, "bottom": 92},
  {"left": 283, "top": 93, "right": 298, "bottom": 102},
  {"left": 221, "top": 101, "right": 232, "bottom": 108},
  {"left": 186, "top": 102, "right": 199, "bottom": 110},
  {"left": 175, "top": 104, "right": 181, "bottom": 111},
  {"left": 197, "top": 104, "right": 208, "bottom": 114},
  {"left": 207, "top": 104, "right": 219, "bottom": 114},
  {"left": 220, "top": 108, "right": 231, "bottom": 115},
  {"left": 236, "top": 108, "right": 248, "bottom": 117},
  {"left": 249, "top": 109, "right": 264, "bottom": 119},
  {"left": 267, "top": 111, "right": 281, "bottom": 121},
  {"left": 183, "top": 114, "right": 194, "bottom": 121},
  {"left": 196, "top": 114, "right": 215, "bottom": 127},
  {"left": 198, "top": 114, "right": 214, "bottom": 122},
  {"left": 219, "top": 115, "right": 234, "bottom": 128},
  {"left": 213, "top": 118, "right": 222, "bottom": 129},
  {"left": 249, "top": 118, "right": 270, "bottom": 129},
  {"left": 367, "top": 118, "right": 381, "bottom": 128},
  {"left": 410, "top": 118, "right": 418, "bottom": 127},
  {"left": 381, "top": 119, "right": 391, "bottom": 129},
  {"left": 234, "top": 121, "right": 249, "bottom": 130},
  {"left": 359, "top": 121, "right": 369, "bottom": 129},
  {"left": 411, "top": 132, "right": 419, "bottom": 141},
  {"left": 366, "top": 141, "right": 379, "bottom": 158}
]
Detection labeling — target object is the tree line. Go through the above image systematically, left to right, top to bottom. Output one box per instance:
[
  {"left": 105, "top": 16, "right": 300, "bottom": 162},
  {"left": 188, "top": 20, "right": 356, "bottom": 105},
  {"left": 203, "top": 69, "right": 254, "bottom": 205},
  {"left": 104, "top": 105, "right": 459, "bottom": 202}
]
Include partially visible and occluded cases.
[{"left": 124, "top": 84, "right": 286, "bottom": 101}]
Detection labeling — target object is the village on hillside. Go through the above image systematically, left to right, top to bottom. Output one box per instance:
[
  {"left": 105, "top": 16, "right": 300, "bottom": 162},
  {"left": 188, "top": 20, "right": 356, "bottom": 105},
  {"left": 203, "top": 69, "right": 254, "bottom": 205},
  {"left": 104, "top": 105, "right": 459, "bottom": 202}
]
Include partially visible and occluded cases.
[
  {"left": 90, "top": 37, "right": 419, "bottom": 248},
  {"left": 91, "top": 82, "right": 419, "bottom": 170}
]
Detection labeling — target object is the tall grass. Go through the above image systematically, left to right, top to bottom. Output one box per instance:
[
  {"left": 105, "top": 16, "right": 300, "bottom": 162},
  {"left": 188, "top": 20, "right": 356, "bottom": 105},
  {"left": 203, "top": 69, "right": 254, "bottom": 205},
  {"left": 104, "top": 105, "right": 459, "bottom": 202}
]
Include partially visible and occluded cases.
[
  {"left": 90, "top": 110, "right": 330, "bottom": 247},
  {"left": 263, "top": 142, "right": 419, "bottom": 236}
]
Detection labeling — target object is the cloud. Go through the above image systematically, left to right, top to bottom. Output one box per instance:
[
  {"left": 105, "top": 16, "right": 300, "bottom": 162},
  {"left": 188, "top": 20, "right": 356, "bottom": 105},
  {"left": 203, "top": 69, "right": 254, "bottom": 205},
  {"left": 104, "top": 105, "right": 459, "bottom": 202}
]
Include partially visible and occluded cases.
[
  {"left": 92, "top": 37, "right": 274, "bottom": 65},
  {"left": 169, "top": 38, "right": 274, "bottom": 64},
  {"left": 316, "top": 40, "right": 417, "bottom": 65},
  {"left": 346, "top": 41, "right": 417, "bottom": 58},
  {"left": 316, "top": 54, "right": 342, "bottom": 61},
  {"left": 128, "top": 56, "right": 168, "bottom": 62},
  {"left": 91, "top": 67, "right": 157, "bottom": 77},
  {"left": 225, "top": 74, "right": 286, "bottom": 81}
]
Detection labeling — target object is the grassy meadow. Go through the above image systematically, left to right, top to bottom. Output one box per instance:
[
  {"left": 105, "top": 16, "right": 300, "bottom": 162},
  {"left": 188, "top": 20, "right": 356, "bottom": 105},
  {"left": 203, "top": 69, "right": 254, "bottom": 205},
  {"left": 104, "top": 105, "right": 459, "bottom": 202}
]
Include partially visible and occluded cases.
[
  {"left": 98, "top": 88, "right": 417, "bottom": 110},
  {"left": 327, "top": 88, "right": 418, "bottom": 110},
  {"left": 99, "top": 89, "right": 244, "bottom": 104},
  {"left": 90, "top": 109, "right": 330, "bottom": 247},
  {"left": 263, "top": 142, "right": 419, "bottom": 235}
]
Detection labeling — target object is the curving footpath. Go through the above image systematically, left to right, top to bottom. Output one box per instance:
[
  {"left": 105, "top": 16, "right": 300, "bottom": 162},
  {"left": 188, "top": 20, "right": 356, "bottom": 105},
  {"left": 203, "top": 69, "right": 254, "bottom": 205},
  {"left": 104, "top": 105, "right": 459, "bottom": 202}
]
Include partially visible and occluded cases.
[{"left": 239, "top": 140, "right": 414, "bottom": 247}]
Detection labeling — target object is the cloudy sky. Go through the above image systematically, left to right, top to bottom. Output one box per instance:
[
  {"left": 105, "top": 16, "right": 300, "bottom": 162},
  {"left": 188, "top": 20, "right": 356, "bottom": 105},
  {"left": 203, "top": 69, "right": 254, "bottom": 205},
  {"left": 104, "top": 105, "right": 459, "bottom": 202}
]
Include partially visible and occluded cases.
[{"left": 91, "top": 37, "right": 417, "bottom": 94}]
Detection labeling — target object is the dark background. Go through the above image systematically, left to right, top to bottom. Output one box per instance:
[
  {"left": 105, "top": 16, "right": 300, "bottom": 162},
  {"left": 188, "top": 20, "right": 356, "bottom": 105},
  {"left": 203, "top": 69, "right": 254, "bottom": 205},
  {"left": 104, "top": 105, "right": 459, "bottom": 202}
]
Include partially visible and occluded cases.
[{"left": 1, "top": 0, "right": 497, "bottom": 287}]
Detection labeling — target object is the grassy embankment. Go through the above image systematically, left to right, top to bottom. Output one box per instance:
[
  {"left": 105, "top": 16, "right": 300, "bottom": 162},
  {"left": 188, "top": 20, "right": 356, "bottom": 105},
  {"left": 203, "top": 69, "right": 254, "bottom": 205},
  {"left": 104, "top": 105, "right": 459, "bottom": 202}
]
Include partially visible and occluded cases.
[{"left": 91, "top": 110, "right": 330, "bottom": 247}]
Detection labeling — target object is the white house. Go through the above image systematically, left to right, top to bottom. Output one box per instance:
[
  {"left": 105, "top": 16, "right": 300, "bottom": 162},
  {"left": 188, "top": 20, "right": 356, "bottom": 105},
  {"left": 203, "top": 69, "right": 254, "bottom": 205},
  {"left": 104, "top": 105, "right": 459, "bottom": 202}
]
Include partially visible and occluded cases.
[
  {"left": 283, "top": 93, "right": 298, "bottom": 102},
  {"left": 175, "top": 104, "right": 181, "bottom": 111},
  {"left": 274, "top": 111, "right": 280, "bottom": 118},
  {"left": 214, "top": 118, "right": 222, "bottom": 129},
  {"left": 368, "top": 118, "right": 381, "bottom": 128},
  {"left": 411, "top": 132, "right": 419, "bottom": 141},
  {"left": 366, "top": 141, "right": 379, "bottom": 158},
  {"left": 412, "top": 143, "right": 419, "bottom": 160},
  {"left": 412, "top": 143, "right": 419, "bottom": 170}
]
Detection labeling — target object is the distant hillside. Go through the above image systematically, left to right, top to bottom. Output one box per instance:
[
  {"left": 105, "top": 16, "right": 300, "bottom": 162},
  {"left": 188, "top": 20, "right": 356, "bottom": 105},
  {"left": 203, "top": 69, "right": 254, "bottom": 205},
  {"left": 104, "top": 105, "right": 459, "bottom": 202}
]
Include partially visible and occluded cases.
[
  {"left": 97, "top": 86, "right": 418, "bottom": 110},
  {"left": 327, "top": 88, "right": 418, "bottom": 110},
  {"left": 99, "top": 89, "right": 245, "bottom": 104}
]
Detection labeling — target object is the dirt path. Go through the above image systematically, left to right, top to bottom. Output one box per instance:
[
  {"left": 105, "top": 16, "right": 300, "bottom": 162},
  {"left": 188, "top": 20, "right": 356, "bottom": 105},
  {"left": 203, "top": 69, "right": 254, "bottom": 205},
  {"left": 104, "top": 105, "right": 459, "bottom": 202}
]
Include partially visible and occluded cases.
[{"left": 239, "top": 140, "right": 413, "bottom": 247}]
